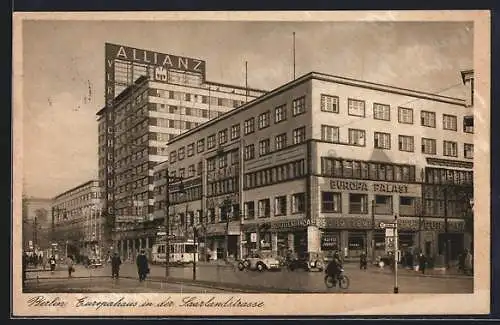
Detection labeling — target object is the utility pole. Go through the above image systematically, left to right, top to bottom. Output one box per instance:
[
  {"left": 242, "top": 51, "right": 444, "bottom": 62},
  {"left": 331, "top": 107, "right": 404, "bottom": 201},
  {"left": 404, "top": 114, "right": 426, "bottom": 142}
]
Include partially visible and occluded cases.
[
  {"left": 164, "top": 168, "right": 185, "bottom": 279},
  {"left": 443, "top": 186, "right": 451, "bottom": 269},
  {"left": 371, "top": 199, "right": 375, "bottom": 263},
  {"left": 394, "top": 214, "right": 399, "bottom": 294},
  {"left": 33, "top": 216, "right": 38, "bottom": 251}
]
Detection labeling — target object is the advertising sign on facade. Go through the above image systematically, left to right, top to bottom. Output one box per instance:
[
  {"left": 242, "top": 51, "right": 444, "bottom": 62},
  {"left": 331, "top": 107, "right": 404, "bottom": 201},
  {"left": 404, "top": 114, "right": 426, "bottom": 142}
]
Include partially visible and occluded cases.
[{"left": 250, "top": 233, "right": 257, "bottom": 243}]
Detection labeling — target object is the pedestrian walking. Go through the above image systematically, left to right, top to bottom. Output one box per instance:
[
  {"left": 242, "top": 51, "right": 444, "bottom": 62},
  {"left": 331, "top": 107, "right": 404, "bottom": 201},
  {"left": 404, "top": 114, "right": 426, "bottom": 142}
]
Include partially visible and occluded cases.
[
  {"left": 464, "top": 249, "right": 473, "bottom": 275},
  {"left": 136, "top": 250, "right": 149, "bottom": 282},
  {"left": 111, "top": 252, "right": 122, "bottom": 279},
  {"left": 359, "top": 252, "right": 367, "bottom": 270},
  {"left": 418, "top": 253, "right": 427, "bottom": 274},
  {"left": 49, "top": 255, "right": 57, "bottom": 273},
  {"left": 66, "top": 255, "right": 75, "bottom": 278}
]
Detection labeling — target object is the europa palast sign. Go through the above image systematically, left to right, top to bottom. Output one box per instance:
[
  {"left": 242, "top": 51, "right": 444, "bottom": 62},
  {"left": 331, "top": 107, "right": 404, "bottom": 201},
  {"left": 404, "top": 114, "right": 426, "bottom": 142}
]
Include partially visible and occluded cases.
[{"left": 329, "top": 179, "right": 417, "bottom": 194}]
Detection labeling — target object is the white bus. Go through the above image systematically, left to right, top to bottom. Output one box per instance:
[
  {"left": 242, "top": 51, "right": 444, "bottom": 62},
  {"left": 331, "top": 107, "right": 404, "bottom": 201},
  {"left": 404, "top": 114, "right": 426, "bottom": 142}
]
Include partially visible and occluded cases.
[{"left": 151, "top": 239, "right": 199, "bottom": 265}]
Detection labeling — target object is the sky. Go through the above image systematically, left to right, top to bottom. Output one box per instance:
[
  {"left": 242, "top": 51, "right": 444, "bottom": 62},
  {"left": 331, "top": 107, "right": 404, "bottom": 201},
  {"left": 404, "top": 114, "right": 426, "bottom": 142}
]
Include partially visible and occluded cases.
[{"left": 21, "top": 19, "right": 473, "bottom": 198}]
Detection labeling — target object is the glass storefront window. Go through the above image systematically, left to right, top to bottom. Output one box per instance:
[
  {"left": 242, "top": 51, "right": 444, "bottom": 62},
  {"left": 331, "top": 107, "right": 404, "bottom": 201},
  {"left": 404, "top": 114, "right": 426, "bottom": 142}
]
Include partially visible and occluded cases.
[{"left": 348, "top": 233, "right": 366, "bottom": 257}]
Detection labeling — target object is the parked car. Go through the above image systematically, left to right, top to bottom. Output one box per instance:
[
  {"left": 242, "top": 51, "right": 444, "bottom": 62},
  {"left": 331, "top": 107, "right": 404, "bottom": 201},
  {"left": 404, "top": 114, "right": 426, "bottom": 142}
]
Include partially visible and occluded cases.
[
  {"left": 238, "top": 251, "right": 281, "bottom": 271},
  {"left": 287, "top": 252, "right": 325, "bottom": 272},
  {"left": 88, "top": 258, "right": 103, "bottom": 269}
]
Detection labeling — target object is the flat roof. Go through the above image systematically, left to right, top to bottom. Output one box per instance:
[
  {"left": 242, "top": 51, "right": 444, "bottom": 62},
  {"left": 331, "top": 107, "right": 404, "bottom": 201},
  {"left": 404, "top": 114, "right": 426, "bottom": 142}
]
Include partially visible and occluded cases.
[
  {"left": 167, "top": 71, "right": 467, "bottom": 144},
  {"left": 53, "top": 180, "right": 100, "bottom": 201}
]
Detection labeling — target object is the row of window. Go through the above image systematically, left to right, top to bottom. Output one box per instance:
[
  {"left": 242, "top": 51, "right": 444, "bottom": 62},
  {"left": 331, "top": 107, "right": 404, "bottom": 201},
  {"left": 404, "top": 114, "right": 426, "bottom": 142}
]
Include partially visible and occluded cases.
[
  {"left": 149, "top": 88, "right": 246, "bottom": 108},
  {"left": 320, "top": 94, "right": 474, "bottom": 133},
  {"left": 168, "top": 96, "right": 307, "bottom": 163},
  {"left": 153, "top": 103, "right": 225, "bottom": 120},
  {"left": 320, "top": 125, "right": 474, "bottom": 158},
  {"left": 321, "top": 158, "right": 416, "bottom": 182},
  {"left": 244, "top": 160, "right": 306, "bottom": 189},
  {"left": 424, "top": 167, "right": 473, "bottom": 185},
  {"left": 320, "top": 192, "right": 418, "bottom": 214},
  {"left": 244, "top": 193, "right": 306, "bottom": 219}
]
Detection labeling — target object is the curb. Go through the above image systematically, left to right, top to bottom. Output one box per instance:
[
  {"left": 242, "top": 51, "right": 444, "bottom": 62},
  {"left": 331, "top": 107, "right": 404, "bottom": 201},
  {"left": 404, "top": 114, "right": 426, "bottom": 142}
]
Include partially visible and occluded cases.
[{"left": 364, "top": 267, "right": 473, "bottom": 280}]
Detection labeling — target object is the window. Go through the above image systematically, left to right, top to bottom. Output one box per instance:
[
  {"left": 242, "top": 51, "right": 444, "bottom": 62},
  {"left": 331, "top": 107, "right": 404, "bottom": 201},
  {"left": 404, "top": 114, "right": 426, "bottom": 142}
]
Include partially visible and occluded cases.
[
  {"left": 321, "top": 95, "right": 339, "bottom": 113},
  {"left": 292, "top": 96, "right": 306, "bottom": 116},
  {"left": 348, "top": 98, "right": 365, "bottom": 117},
  {"left": 373, "top": 103, "right": 390, "bottom": 121},
  {"left": 274, "top": 104, "right": 287, "bottom": 123},
  {"left": 398, "top": 107, "right": 413, "bottom": 124},
  {"left": 258, "top": 111, "right": 271, "bottom": 129},
  {"left": 421, "top": 111, "right": 436, "bottom": 128},
  {"left": 443, "top": 114, "right": 457, "bottom": 131},
  {"left": 463, "top": 116, "right": 474, "bottom": 133},
  {"left": 244, "top": 118, "right": 255, "bottom": 135},
  {"left": 230, "top": 124, "right": 240, "bottom": 140},
  {"left": 321, "top": 125, "right": 339, "bottom": 143},
  {"left": 293, "top": 127, "right": 306, "bottom": 144},
  {"left": 218, "top": 129, "right": 228, "bottom": 145},
  {"left": 348, "top": 129, "right": 365, "bottom": 146},
  {"left": 374, "top": 132, "right": 391, "bottom": 149},
  {"left": 275, "top": 133, "right": 287, "bottom": 150},
  {"left": 207, "top": 134, "right": 216, "bottom": 149},
  {"left": 398, "top": 135, "right": 414, "bottom": 152},
  {"left": 421, "top": 138, "right": 436, "bottom": 155},
  {"left": 197, "top": 139, "right": 205, "bottom": 153},
  {"left": 259, "top": 139, "right": 271, "bottom": 156},
  {"left": 443, "top": 141, "right": 458, "bottom": 157},
  {"left": 187, "top": 143, "right": 195, "bottom": 157},
  {"left": 464, "top": 143, "right": 474, "bottom": 159},
  {"left": 244, "top": 144, "right": 255, "bottom": 160},
  {"left": 178, "top": 147, "right": 185, "bottom": 160},
  {"left": 169, "top": 151, "right": 177, "bottom": 163},
  {"left": 218, "top": 155, "right": 227, "bottom": 168},
  {"left": 207, "top": 159, "right": 216, "bottom": 172},
  {"left": 188, "top": 165, "right": 195, "bottom": 177},
  {"left": 179, "top": 168, "right": 185, "bottom": 178},
  {"left": 321, "top": 192, "right": 342, "bottom": 213},
  {"left": 291, "top": 193, "right": 306, "bottom": 213},
  {"left": 349, "top": 193, "right": 368, "bottom": 214},
  {"left": 374, "top": 195, "right": 393, "bottom": 214},
  {"left": 275, "top": 196, "right": 287, "bottom": 216},
  {"left": 258, "top": 199, "right": 271, "bottom": 218},
  {"left": 244, "top": 201, "right": 255, "bottom": 219}
]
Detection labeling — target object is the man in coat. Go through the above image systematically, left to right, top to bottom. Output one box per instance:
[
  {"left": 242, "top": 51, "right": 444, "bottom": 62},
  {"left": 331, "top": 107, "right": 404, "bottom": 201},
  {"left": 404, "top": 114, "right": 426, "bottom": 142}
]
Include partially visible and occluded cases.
[
  {"left": 136, "top": 250, "right": 149, "bottom": 282},
  {"left": 111, "top": 252, "right": 122, "bottom": 279}
]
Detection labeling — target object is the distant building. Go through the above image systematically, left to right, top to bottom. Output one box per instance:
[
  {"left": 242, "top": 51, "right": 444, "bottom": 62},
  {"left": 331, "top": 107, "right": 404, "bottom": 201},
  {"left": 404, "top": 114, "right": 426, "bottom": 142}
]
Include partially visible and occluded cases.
[
  {"left": 98, "top": 43, "right": 267, "bottom": 255},
  {"left": 152, "top": 70, "right": 473, "bottom": 263},
  {"left": 51, "top": 180, "right": 103, "bottom": 259},
  {"left": 22, "top": 197, "right": 52, "bottom": 250}
]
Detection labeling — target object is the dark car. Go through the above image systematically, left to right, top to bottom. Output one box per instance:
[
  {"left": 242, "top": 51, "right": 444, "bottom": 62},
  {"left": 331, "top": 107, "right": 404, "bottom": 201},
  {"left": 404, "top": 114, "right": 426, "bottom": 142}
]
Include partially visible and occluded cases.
[{"left": 287, "top": 252, "right": 325, "bottom": 272}]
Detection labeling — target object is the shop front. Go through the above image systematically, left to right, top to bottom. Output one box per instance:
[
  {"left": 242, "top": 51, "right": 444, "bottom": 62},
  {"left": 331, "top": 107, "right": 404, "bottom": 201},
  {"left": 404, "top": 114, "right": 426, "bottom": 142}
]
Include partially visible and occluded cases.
[{"left": 205, "top": 222, "right": 241, "bottom": 260}]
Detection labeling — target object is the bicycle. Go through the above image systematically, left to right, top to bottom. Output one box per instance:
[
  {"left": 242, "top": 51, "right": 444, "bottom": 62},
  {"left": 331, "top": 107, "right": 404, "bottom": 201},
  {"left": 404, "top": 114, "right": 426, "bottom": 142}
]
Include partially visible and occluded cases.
[{"left": 324, "top": 269, "right": 350, "bottom": 289}]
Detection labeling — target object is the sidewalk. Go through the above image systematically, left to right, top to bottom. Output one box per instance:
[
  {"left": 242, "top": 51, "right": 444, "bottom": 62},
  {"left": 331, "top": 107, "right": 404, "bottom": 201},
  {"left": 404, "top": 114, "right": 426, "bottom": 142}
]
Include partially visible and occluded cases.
[{"left": 359, "top": 263, "right": 473, "bottom": 279}]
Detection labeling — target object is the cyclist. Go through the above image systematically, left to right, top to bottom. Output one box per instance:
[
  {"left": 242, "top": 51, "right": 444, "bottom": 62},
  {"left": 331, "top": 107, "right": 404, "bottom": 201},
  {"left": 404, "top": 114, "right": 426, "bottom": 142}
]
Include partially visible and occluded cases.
[{"left": 325, "top": 251, "right": 343, "bottom": 287}]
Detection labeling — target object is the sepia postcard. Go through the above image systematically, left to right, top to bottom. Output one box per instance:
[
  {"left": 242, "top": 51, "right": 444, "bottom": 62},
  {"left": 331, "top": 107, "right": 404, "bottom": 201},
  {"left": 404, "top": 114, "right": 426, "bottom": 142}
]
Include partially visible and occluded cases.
[{"left": 12, "top": 10, "right": 491, "bottom": 317}]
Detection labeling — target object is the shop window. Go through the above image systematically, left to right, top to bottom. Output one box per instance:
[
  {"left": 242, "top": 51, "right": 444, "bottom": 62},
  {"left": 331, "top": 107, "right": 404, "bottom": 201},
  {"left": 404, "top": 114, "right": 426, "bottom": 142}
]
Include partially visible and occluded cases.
[
  {"left": 321, "top": 192, "right": 342, "bottom": 213},
  {"left": 291, "top": 193, "right": 306, "bottom": 214},
  {"left": 349, "top": 193, "right": 368, "bottom": 214},
  {"left": 374, "top": 195, "right": 393, "bottom": 215},
  {"left": 274, "top": 196, "right": 287, "bottom": 216},
  {"left": 321, "top": 232, "right": 339, "bottom": 251},
  {"left": 348, "top": 233, "right": 365, "bottom": 257}
]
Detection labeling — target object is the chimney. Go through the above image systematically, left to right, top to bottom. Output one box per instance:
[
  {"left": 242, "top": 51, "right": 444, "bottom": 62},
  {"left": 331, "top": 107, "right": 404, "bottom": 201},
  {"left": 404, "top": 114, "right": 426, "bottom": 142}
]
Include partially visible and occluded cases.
[{"left": 460, "top": 69, "right": 474, "bottom": 108}]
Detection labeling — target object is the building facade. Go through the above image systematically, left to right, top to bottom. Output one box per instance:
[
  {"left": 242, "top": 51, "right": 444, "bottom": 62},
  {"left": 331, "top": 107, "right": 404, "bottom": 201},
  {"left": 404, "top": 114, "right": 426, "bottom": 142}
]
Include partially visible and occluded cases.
[
  {"left": 98, "top": 44, "right": 267, "bottom": 256},
  {"left": 155, "top": 70, "right": 474, "bottom": 263},
  {"left": 51, "top": 180, "right": 104, "bottom": 259},
  {"left": 22, "top": 197, "right": 52, "bottom": 251}
]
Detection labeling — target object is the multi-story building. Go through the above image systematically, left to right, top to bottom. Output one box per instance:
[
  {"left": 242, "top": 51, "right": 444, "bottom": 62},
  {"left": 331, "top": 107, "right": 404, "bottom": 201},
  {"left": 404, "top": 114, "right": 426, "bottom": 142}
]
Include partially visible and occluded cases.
[
  {"left": 98, "top": 44, "right": 267, "bottom": 256},
  {"left": 154, "top": 70, "right": 474, "bottom": 263},
  {"left": 51, "top": 180, "right": 104, "bottom": 259},
  {"left": 22, "top": 196, "right": 52, "bottom": 251}
]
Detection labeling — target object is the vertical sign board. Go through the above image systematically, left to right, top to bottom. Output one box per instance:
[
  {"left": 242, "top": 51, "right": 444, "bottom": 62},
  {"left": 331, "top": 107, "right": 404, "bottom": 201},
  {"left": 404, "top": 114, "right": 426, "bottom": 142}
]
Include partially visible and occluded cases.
[{"left": 103, "top": 43, "right": 207, "bottom": 227}]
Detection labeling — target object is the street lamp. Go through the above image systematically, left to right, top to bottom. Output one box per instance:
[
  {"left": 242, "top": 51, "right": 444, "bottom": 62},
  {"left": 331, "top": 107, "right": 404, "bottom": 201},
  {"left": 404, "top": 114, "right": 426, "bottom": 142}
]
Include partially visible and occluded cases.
[{"left": 164, "top": 168, "right": 185, "bottom": 279}]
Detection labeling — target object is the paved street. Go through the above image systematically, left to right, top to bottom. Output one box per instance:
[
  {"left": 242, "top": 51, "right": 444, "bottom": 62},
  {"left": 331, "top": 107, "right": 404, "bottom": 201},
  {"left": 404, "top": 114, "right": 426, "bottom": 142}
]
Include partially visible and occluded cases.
[
  {"left": 25, "top": 261, "right": 473, "bottom": 293},
  {"left": 24, "top": 276, "right": 228, "bottom": 293}
]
